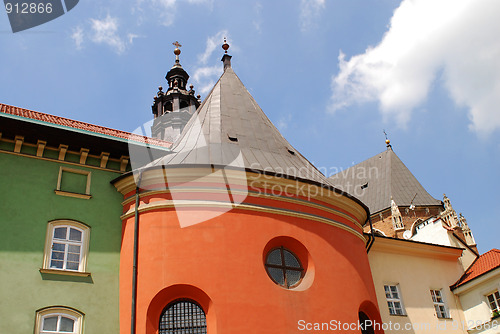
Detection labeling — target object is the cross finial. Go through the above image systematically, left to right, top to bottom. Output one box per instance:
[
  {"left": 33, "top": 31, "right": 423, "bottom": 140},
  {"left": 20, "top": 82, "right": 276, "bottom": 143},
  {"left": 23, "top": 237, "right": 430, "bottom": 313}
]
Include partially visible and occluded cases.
[{"left": 172, "top": 41, "right": 182, "bottom": 63}]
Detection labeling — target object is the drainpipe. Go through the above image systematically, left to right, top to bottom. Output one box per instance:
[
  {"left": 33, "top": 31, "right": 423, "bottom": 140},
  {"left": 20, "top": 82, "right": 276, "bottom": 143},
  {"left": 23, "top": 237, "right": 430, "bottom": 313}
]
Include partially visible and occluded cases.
[
  {"left": 131, "top": 172, "right": 143, "bottom": 334},
  {"left": 366, "top": 216, "right": 375, "bottom": 253}
]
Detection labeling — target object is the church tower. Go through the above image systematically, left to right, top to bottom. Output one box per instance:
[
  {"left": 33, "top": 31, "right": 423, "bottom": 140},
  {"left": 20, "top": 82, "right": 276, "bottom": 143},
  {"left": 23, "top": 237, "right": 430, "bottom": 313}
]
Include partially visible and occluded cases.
[
  {"left": 113, "top": 41, "right": 384, "bottom": 334},
  {"left": 151, "top": 42, "right": 201, "bottom": 142}
]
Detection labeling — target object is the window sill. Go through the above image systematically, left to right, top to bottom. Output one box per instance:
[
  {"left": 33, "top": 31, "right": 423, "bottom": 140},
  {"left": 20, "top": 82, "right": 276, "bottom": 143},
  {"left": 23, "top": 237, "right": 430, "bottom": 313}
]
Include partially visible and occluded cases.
[
  {"left": 54, "top": 190, "right": 91, "bottom": 200},
  {"left": 39, "top": 268, "right": 91, "bottom": 277},
  {"left": 389, "top": 314, "right": 408, "bottom": 317},
  {"left": 436, "top": 317, "right": 453, "bottom": 320}
]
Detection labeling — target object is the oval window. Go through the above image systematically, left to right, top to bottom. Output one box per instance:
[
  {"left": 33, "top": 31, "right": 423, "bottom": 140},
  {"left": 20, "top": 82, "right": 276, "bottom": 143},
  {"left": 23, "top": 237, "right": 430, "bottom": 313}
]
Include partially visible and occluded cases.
[{"left": 265, "top": 246, "right": 304, "bottom": 288}]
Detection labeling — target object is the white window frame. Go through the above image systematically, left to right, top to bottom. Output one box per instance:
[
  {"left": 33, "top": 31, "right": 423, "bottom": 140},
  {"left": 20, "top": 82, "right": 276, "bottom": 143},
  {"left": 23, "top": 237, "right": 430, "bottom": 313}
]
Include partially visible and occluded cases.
[
  {"left": 41, "top": 220, "right": 90, "bottom": 275},
  {"left": 384, "top": 284, "right": 406, "bottom": 315},
  {"left": 430, "top": 289, "right": 449, "bottom": 318},
  {"left": 487, "top": 290, "right": 500, "bottom": 313},
  {"left": 35, "top": 307, "right": 83, "bottom": 334}
]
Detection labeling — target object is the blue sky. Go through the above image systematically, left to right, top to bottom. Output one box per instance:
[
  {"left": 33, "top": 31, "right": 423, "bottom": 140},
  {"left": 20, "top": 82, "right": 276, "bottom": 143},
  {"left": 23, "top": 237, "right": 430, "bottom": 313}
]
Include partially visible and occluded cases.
[{"left": 0, "top": 0, "right": 498, "bottom": 253}]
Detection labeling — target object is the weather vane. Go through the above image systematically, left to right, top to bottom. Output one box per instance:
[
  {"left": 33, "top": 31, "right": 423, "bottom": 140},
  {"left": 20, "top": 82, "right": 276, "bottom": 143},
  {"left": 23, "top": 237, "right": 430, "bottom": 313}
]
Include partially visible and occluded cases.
[{"left": 383, "top": 129, "right": 392, "bottom": 148}]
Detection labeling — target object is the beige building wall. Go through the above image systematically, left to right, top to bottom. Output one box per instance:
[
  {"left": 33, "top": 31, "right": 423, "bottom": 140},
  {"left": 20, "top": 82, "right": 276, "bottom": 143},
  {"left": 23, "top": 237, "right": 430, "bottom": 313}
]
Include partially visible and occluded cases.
[
  {"left": 411, "top": 217, "right": 477, "bottom": 270},
  {"left": 369, "top": 237, "right": 468, "bottom": 334},
  {"left": 452, "top": 268, "right": 500, "bottom": 334}
]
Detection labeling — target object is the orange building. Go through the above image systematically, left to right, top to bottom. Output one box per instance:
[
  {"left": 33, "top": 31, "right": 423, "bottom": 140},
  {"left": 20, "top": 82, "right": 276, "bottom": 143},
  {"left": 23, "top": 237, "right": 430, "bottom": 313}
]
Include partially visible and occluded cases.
[{"left": 113, "top": 43, "right": 384, "bottom": 334}]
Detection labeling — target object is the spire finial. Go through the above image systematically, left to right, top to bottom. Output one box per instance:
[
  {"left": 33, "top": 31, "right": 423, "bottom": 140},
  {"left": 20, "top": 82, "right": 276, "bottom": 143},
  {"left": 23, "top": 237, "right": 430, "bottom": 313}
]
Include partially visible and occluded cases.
[
  {"left": 221, "top": 37, "right": 232, "bottom": 71},
  {"left": 222, "top": 37, "right": 229, "bottom": 54},
  {"left": 173, "top": 41, "right": 182, "bottom": 63},
  {"left": 383, "top": 130, "right": 392, "bottom": 149}
]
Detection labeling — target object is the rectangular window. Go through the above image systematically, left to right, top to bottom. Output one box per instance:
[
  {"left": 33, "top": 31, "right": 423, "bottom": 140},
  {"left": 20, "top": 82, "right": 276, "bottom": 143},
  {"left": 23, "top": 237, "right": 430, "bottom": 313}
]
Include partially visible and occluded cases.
[
  {"left": 55, "top": 167, "right": 91, "bottom": 199},
  {"left": 384, "top": 285, "right": 405, "bottom": 315},
  {"left": 431, "top": 289, "right": 449, "bottom": 318},
  {"left": 487, "top": 291, "right": 500, "bottom": 312}
]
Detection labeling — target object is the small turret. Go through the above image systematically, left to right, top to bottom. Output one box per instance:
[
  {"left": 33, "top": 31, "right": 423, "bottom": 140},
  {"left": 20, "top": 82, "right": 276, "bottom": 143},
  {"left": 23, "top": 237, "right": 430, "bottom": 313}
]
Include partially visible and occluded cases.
[{"left": 151, "top": 41, "right": 201, "bottom": 142}]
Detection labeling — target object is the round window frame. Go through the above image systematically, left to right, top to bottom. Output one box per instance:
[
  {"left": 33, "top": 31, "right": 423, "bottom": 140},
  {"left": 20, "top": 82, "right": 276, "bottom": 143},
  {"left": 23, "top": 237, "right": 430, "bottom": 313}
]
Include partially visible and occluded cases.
[{"left": 264, "top": 246, "right": 304, "bottom": 289}]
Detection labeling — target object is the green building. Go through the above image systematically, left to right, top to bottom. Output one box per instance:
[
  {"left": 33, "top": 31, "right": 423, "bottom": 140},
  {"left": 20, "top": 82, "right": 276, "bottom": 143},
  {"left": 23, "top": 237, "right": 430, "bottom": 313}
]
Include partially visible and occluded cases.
[{"left": 0, "top": 103, "right": 168, "bottom": 333}]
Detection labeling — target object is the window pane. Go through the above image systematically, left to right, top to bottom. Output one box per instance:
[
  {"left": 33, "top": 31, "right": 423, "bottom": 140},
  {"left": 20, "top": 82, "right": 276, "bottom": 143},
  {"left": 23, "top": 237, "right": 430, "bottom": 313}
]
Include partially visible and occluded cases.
[
  {"left": 54, "top": 227, "right": 67, "bottom": 240},
  {"left": 69, "top": 228, "right": 82, "bottom": 242},
  {"left": 52, "top": 243, "right": 66, "bottom": 252},
  {"left": 68, "top": 245, "right": 80, "bottom": 253},
  {"left": 266, "top": 249, "right": 282, "bottom": 265},
  {"left": 283, "top": 250, "right": 300, "bottom": 268},
  {"left": 51, "top": 251, "right": 65, "bottom": 260},
  {"left": 67, "top": 253, "right": 80, "bottom": 262},
  {"left": 50, "top": 260, "right": 64, "bottom": 269},
  {"left": 66, "top": 262, "right": 79, "bottom": 270},
  {"left": 267, "top": 267, "right": 285, "bottom": 285},
  {"left": 285, "top": 269, "right": 302, "bottom": 286},
  {"left": 384, "top": 286, "right": 391, "bottom": 298},
  {"left": 387, "top": 302, "right": 395, "bottom": 315},
  {"left": 42, "top": 316, "right": 58, "bottom": 331},
  {"left": 59, "top": 316, "right": 75, "bottom": 332}
]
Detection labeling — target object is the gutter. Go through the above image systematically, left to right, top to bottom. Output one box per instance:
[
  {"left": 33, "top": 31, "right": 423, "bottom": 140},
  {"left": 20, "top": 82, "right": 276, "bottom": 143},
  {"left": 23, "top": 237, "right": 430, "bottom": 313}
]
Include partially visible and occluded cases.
[{"left": 131, "top": 172, "right": 143, "bottom": 334}]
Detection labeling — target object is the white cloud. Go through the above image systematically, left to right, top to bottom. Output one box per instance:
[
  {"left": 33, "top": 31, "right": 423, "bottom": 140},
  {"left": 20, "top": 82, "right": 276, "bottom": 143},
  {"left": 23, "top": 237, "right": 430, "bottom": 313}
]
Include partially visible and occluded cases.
[
  {"left": 134, "top": 0, "right": 212, "bottom": 27},
  {"left": 299, "top": 0, "right": 325, "bottom": 31},
  {"left": 331, "top": 0, "right": 500, "bottom": 135},
  {"left": 253, "top": 2, "right": 263, "bottom": 33},
  {"left": 90, "top": 15, "right": 127, "bottom": 54},
  {"left": 71, "top": 26, "right": 84, "bottom": 50},
  {"left": 198, "top": 30, "right": 228, "bottom": 64},
  {"left": 190, "top": 31, "right": 230, "bottom": 96},
  {"left": 192, "top": 65, "right": 222, "bottom": 95},
  {"left": 277, "top": 114, "right": 292, "bottom": 131}
]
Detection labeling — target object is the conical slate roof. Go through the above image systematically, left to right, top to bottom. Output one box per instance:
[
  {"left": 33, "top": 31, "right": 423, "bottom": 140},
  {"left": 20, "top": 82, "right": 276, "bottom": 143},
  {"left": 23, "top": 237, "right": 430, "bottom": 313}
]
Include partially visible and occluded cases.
[
  {"left": 145, "top": 66, "right": 329, "bottom": 185},
  {"left": 328, "top": 148, "right": 441, "bottom": 214}
]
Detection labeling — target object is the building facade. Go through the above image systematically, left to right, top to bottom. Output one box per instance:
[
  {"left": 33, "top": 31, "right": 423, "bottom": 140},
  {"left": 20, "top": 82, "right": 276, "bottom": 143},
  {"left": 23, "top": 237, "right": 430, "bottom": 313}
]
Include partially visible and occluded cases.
[{"left": 1, "top": 40, "right": 497, "bottom": 334}]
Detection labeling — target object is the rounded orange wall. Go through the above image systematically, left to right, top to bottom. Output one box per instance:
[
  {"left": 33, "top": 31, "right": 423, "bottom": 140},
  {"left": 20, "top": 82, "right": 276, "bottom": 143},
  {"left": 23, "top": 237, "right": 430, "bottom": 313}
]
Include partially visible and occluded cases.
[{"left": 119, "top": 199, "right": 383, "bottom": 333}]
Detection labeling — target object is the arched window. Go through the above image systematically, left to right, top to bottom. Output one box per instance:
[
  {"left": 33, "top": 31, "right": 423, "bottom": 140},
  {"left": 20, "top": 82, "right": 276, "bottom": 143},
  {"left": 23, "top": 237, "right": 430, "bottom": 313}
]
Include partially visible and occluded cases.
[
  {"left": 42, "top": 220, "right": 90, "bottom": 273},
  {"left": 159, "top": 299, "right": 207, "bottom": 334},
  {"left": 35, "top": 307, "right": 83, "bottom": 334}
]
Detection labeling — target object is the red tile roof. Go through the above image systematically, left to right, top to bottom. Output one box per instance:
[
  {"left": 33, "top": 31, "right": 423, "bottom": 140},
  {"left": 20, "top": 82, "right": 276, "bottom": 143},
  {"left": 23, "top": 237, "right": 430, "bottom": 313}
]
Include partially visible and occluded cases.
[
  {"left": 0, "top": 103, "right": 171, "bottom": 148},
  {"left": 452, "top": 249, "right": 500, "bottom": 289}
]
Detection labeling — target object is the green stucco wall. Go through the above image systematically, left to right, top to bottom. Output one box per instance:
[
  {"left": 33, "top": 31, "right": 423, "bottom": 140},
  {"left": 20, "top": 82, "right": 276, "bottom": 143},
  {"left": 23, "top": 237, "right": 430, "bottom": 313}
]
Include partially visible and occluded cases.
[{"left": 0, "top": 152, "right": 122, "bottom": 333}]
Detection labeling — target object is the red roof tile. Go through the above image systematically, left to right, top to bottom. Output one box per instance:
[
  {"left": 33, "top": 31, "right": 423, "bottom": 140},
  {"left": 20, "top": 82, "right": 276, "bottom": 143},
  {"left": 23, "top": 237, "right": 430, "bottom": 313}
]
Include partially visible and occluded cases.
[
  {"left": 0, "top": 103, "right": 171, "bottom": 148},
  {"left": 452, "top": 249, "right": 500, "bottom": 289}
]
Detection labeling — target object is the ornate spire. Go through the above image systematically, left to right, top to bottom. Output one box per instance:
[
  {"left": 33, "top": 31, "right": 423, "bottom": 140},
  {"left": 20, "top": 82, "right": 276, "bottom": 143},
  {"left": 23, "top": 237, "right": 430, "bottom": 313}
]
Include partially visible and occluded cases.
[
  {"left": 221, "top": 38, "right": 232, "bottom": 71},
  {"left": 440, "top": 194, "right": 459, "bottom": 228},
  {"left": 391, "top": 197, "right": 404, "bottom": 230},
  {"left": 459, "top": 213, "right": 476, "bottom": 247}
]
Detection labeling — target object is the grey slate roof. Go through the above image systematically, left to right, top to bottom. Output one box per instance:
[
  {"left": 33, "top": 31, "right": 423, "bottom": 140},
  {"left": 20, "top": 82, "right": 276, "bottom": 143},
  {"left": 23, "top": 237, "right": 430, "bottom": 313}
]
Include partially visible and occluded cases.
[
  {"left": 145, "top": 67, "right": 330, "bottom": 185},
  {"left": 328, "top": 148, "right": 442, "bottom": 214}
]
